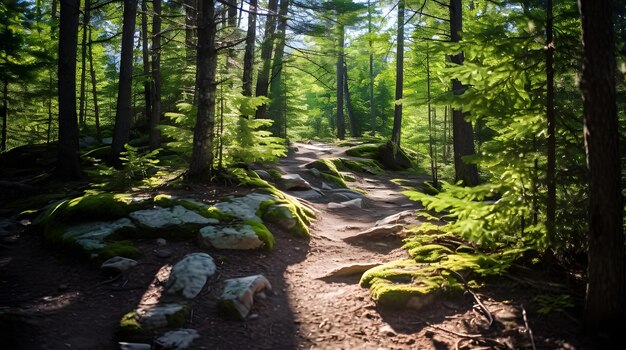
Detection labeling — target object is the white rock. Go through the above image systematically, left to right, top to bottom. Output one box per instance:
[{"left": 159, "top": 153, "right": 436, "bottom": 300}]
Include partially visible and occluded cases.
[
  {"left": 280, "top": 174, "right": 311, "bottom": 190},
  {"left": 215, "top": 193, "right": 274, "bottom": 222},
  {"left": 328, "top": 198, "right": 362, "bottom": 209},
  {"left": 130, "top": 206, "right": 218, "bottom": 228},
  {"left": 375, "top": 210, "right": 415, "bottom": 226},
  {"left": 63, "top": 218, "right": 135, "bottom": 250},
  {"left": 198, "top": 225, "right": 263, "bottom": 250},
  {"left": 166, "top": 253, "right": 216, "bottom": 299},
  {"left": 101, "top": 256, "right": 138, "bottom": 273},
  {"left": 219, "top": 275, "right": 272, "bottom": 320},
  {"left": 138, "top": 303, "right": 187, "bottom": 330},
  {"left": 154, "top": 329, "right": 199, "bottom": 350},
  {"left": 119, "top": 342, "right": 151, "bottom": 350}
]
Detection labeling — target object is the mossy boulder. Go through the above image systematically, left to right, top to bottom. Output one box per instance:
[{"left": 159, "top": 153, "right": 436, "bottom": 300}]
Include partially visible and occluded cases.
[
  {"left": 345, "top": 141, "right": 413, "bottom": 170},
  {"left": 345, "top": 143, "right": 381, "bottom": 159},
  {"left": 337, "top": 158, "right": 384, "bottom": 176},
  {"left": 260, "top": 201, "right": 310, "bottom": 237},
  {"left": 197, "top": 223, "right": 272, "bottom": 250},
  {"left": 405, "top": 244, "right": 454, "bottom": 263}
]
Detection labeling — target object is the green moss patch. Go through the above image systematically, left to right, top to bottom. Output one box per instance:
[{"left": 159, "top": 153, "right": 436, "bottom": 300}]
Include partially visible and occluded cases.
[
  {"left": 345, "top": 143, "right": 381, "bottom": 159},
  {"left": 244, "top": 220, "right": 275, "bottom": 250}
]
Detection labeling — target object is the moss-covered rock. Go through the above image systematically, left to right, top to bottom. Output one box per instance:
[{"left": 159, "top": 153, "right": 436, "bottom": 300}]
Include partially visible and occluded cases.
[
  {"left": 345, "top": 143, "right": 381, "bottom": 159},
  {"left": 337, "top": 158, "right": 385, "bottom": 176},
  {"left": 260, "top": 201, "right": 310, "bottom": 237},
  {"left": 244, "top": 220, "right": 275, "bottom": 250},
  {"left": 406, "top": 244, "right": 454, "bottom": 263},
  {"left": 119, "top": 303, "right": 189, "bottom": 336}
]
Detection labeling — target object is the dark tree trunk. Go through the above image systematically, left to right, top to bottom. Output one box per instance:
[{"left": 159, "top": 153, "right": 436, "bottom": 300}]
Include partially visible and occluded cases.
[
  {"left": 57, "top": 0, "right": 82, "bottom": 179},
  {"left": 78, "top": 0, "right": 90, "bottom": 130},
  {"left": 111, "top": 0, "right": 138, "bottom": 160},
  {"left": 141, "top": 0, "right": 151, "bottom": 124},
  {"left": 149, "top": 0, "right": 161, "bottom": 150},
  {"left": 184, "top": 0, "right": 196, "bottom": 65},
  {"left": 189, "top": 0, "right": 217, "bottom": 177},
  {"left": 242, "top": 0, "right": 257, "bottom": 97},
  {"left": 254, "top": 0, "right": 278, "bottom": 119},
  {"left": 267, "top": 0, "right": 289, "bottom": 137},
  {"left": 368, "top": 0, "right": 375, "bottom": 136},
  {"left": 390, "top": 0, "right": 404, "bottom": 146},
  {"left": 449, "top": 0, "right": 479, "bottom": 186},
  {"left": 545, "top": 0, "right": 556, "bottom": 245},
  {"left": 579, "top": 0, "right": 625, "bottom": 336},
  {"left": 336, "top": 24, "right": 345, "bottom": 140},
  {"left": 88, "top": 27, "right": 101, "bottom": 141},
  {"left": 344, "top": 62, "right": 359, "bottom": 137},
  {"left": 47, "top": 72, "right": 53, "bottom": 145},
  {"left": 1, "top": 79, "right": 7, "bottom": 152}
]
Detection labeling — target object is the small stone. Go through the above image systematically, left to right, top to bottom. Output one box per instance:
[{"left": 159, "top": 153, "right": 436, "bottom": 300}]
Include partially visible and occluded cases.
[
  {"left": 156, "top": 238, "right": 167, "bottom": 246},
  {"left": 156, "top": 249, "right": 173, "bottom": 258},
  {"left": 166, "top": 253, "right": 216, "bottom": 299},
  {"left": 101, "top": 256, "right": 138, "bottom": 273},
  {"left": 218, "top": 274, "right": 272, "bottom": 320},
  {"left": 247, "top": 313, "right": 259, "bottom": 320},
  {"left": 378, "top": 324, "right": 396, "bottom": 337},
  {"left": 154, "top": 329, "right": 199, "bottom": 350},
  {"left": 119, "top": 343, "right": 151, "bottom": 350}
]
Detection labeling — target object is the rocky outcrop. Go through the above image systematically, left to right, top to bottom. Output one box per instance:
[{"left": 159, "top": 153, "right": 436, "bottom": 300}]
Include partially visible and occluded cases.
[{"left": 129, "top": 206, "right": 218, "bottom": 228}]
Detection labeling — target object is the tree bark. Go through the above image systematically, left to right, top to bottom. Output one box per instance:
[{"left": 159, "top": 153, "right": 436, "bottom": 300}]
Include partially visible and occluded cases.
[
  {"left": 57, "top": 0, "right": 82, "bottom": 179},
  {"left": 78, "top": 0, "right": 90, "bottom": 130},
  {"left": 111, "top": 0, "right": 138, "bottom": 160},
  {"left": 141, "top": 0, "right": 151, "bottom": 124},
  {"left": 149, "top": 0, "right": 161, "bottom": 150},
  {"left": 184, "top": 0, "right": 196, "bottom": 65},
  {"left": 189, "top": 0, "right": 217, "bottom": 178},
  {"left": 242, "top": 0, "right": 257, "bottom": 97},
  {"left": 254, "top": 0, "right": 278, "bottom": 119},
  {"left": 267, "top": 0, "right": 290, "bottom": 137},
  {"left": 368, "top": 0, "right": 375, "bottom": 136},
  {"left": 390, "top": 0, "right": 404, "bottom": 146},
  {"left": 449, "top": 0, "right": 479, "bottom": 186},
  {"left": 545, "top": 0, "right": 557, "bottom": 245},
  {"left": 579, "top": 0, "right": 625, "bottom": 335},
  {"left": 336, "top": 24, "right": 345, "bottom": 140},
  {"left": 88, "top": 27, "right": 101, "bottom": 141},
  {"left": 344, "top": 62, "right": 359, "bottom": 137},
  {"left": 1, "top": 79, "right": 7, "bottom": 152}
]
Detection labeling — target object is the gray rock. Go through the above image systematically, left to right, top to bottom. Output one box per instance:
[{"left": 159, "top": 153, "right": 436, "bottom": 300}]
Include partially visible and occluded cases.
[
  {"left": 308, "top": 168, "right": 321, "bottom": 177},
  {"left": 253, "top": 169, "right": 273, "bottom": 182},
  {"left": 280, "top": 174, "right": 311, "bottom": 191},
  {"left": 321, "top": 182, "right": 333, "bottom": 190},
  {"left": 328, "top": 188, "right": 363, "bottom": 201},
  {"left": 289, "top": 189, "right": 323, "bottom": 200},
  {"left": 215, "top": 193, "right": 274, "bottom": 222},
  {"left": 328, "top": 198, "right": 362, "bottom": 209},
  {"left": 129, "top": 206, "right": 218, "bottom": 228},
  {"left": 375, "top": 210, "right": 415, "bottom": 226},
  {"left": 62, "top": 218, "right": 135, "bottom": 250},
  {"left": 347, "top": 224, "right": 404, "bottom": 240},
  {"left": 198, "top": 225, "right": 263, "bottom": 250},
  {"left": 156, "top": 238, "right": 167, "bottom": 246},
  {"left": 166, "top": 253, "right": 216, "bottom": 299},
  {"left": 101, "top": 256, "right": 138, "bottom": 273},
  {"left": 323, "top": 262, "right": 382, "bottom": 278},
  {"left": 219, "top": 275, "right": 272, "bottom": 320},
  {"left": 131, "top": 303, "right": 188, "bottom": 331},
  {"left": 154, "top": 329, "right": 199, "bottom": 350},
  {"left": 119, "top": 343, "right": 151, "bottom": 350}
]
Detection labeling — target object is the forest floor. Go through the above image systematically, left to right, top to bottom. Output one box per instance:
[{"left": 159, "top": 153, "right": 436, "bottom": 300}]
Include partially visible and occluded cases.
[{"left": 0, "top": 140, "right": 599, "bottom": 350}]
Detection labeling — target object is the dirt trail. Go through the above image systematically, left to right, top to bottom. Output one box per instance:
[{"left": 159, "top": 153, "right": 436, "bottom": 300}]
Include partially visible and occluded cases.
[{"left": 0, "top": 141, "right": 591, "bottom": 350}]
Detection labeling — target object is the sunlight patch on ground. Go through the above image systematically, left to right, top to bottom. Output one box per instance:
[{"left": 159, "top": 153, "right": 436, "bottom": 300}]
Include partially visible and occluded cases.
[
  {"left": 138, "top": 264, "right": 172, "bottom": 306},
  {"left": 33, "top": 292, "right": 81, "bottom": 311}
]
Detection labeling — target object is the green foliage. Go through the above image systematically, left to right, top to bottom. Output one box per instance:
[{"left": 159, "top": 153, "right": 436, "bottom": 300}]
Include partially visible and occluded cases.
[
  {"left": 85, "top": 144, "right": 164, "bottom": 191},
  {"left": 244, "top": 220, "right": 275, "bottom": 250},
  {"left": 533, "top": 294, "right": 574, "bottom": 315}
]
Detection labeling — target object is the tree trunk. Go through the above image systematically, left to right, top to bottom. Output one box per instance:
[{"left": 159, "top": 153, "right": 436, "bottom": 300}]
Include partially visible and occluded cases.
[
  {"left": 57, "top": 0, "right": 82, "bottom": 179},
  {"left": 78, "top": 0, "right": 90, "bottom": 131},
  {"left": 111, "top": 0, "right": 138, "bottom": 160},
  {"left": 141, "top": 0, "right": 151, "bottom": 124},
  {"left": 149, "top": 0, "right": 161, "bottom": 150},
  {"left": 184, "top": 0, "right": 196, "bottom": 65},
  {"left": 189, "top": 0, "right": 217, "bottom": 178},
  {"left": 242, "top": 0, "right": 257, "bottom": 97},
  {"left": 254, "top": 0, "right": 278, "bottom": 119},
  {"left": 267, "top": 0, "right": 290, "bottom": 137},
  {"left": 368, "top": 0, "right": 375, "bottom": 135},
  {"left": 390, "top": 0, "right": 404, "bottom": 146},
  {"left": 449, "top": 0, "right": 479, "bottom": 186},
  {"left": 545, "top": 0, "right": 557, "bottom": 245},
  {"left": 579, "top": 0, "right": 625, "bottom": 335},
  {"left": 336, "top": 24, "right": 345, "bottom": 140},
  {"left": 88, "top": 27, "right": 101, "bottom": 141},
  {"left": 427, "top": 45, "right": 437, "bottom": 187},
  {"left": 344, "top": 62, "right": 359, "bottom": 137},
  {"left": 47, "top": 72, "right": 54, "bottom": 145},
  {"left": 1, "top": 79, "right": 7, "bottom": 152}
]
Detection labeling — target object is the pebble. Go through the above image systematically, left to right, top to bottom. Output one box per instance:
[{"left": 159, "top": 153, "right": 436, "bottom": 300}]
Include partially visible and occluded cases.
[
  {"left": 156, "top": 238, "right": 167, "bottom": 246},
  {"left": 155, "top": 249, "right": 172, "bottom": 258},
  {"left": 378, "top": 324, "right": 396, "bottom": 337}
]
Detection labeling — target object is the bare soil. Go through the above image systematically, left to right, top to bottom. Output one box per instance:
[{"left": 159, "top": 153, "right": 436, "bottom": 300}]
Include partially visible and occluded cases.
[{"left": 0, "top": 141, "right": 599, "bottom": 349}]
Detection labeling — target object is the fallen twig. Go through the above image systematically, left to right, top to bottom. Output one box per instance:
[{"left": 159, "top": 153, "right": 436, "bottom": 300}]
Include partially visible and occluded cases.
[
  {"left": 438, "top": 268, "right": 494, "bottom": 327},
  {"left": 521, "top": 304, "right": 536, "bottom": 350}
]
